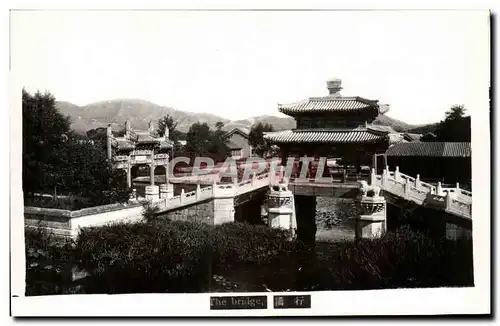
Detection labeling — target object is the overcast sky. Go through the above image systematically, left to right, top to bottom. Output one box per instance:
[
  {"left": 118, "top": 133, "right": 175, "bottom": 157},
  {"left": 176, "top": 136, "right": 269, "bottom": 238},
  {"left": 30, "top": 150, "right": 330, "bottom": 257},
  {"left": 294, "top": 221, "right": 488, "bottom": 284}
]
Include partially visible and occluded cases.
[{"left": 11, "top": 10, "right": 489, "bottom": 124}]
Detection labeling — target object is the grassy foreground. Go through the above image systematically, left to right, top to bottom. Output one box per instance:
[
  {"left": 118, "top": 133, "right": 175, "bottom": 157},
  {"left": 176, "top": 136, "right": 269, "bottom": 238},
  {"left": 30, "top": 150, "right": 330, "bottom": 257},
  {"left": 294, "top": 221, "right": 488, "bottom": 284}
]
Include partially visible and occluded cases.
[{"left": 25, "top": 220, "right": 473, "bottom": 295}]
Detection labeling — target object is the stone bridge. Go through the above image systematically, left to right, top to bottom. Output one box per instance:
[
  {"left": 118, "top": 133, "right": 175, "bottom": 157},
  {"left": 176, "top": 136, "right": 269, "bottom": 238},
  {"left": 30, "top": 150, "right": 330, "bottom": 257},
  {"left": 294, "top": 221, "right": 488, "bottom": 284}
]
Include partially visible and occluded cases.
[{"left": 25, "top": 166, "right": 472, "bottom": 241}]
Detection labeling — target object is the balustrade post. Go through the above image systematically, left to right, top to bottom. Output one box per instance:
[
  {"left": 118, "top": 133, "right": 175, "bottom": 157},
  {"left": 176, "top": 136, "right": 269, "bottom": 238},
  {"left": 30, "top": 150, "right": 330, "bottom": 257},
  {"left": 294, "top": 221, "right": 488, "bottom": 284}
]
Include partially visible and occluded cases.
[
  {"left": 395, "top": 166, "right": 400, "bottom": 181},
  {"left": 370, "top": 168, "right": 376, "bottom": 186},
  {"left": 382, "top": 169, "right": 388, "bottom": 186},
  {"left": 251, "top": 173, "right": 256, "bottom": 186},
  {"left": 415, "top": 174, "right": 421, "bottom": 188},
  {"left": 404, "top": 181, "right": 410, "bottom": 199},
  {"left": 437, "top": 182, "right": 442, "bottom": 196},
  {"left": 456, "top": 182, "right": 460, "bottom": 192},
  {"left": 196, "top": 184, "right": 201, "bottom": 200},
  {"left": 180, "top": 189, "right": 185, "bottom": 204},
  {"left": 445, "top": 192, "right": 452, "bottom": 210}
]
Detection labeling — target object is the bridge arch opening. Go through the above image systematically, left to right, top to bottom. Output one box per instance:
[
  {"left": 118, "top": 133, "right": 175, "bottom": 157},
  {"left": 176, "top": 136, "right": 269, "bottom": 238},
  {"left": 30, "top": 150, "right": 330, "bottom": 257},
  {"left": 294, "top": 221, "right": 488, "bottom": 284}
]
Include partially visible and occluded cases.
[{"left": 154, "top": 165, "right": 168, "bottom": 183}]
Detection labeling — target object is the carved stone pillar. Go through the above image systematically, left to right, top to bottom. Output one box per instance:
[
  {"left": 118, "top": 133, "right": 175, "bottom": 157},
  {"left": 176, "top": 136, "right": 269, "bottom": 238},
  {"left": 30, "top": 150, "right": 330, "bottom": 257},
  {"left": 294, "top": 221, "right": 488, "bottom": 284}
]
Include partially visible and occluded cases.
[
  {"left": 106, "top": 125, "right": 112, "bottom": 160},
  {"left": 127, "top": 161, "right": 132, "bottom": 188},
  {"left": 149, "top": 163, "right": 155, "bottom": 186},
  {"left": 267, "top": 182, "right": 296, "bottom": 232},
  {"left": 159, "top": 183, "right": 174, "bottom": 199},
  {"left": 145, "top": 185, "right": 160, "bottom": 202},
  {"left": 212, "top": 185, "right": 236, "bottom": 225},
  {"left": 356, "top": 185, "right": 387, "bottom": 239},
  {"left": 129, "top": 188, "right": 138, "bottom": 202}
]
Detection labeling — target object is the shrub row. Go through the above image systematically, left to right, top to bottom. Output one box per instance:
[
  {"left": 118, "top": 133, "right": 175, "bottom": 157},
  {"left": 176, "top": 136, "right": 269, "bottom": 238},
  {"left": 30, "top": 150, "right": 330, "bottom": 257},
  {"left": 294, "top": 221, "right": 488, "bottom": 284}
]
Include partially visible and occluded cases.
[
  {"left": 72, "top": 220, "right": 294, "bottom": 293},
  {"left": 25, "top": 221, "right": 473, "bottom": 295},
  {"left": 274, "top": 226, "right": 474, "bottom": 291}
]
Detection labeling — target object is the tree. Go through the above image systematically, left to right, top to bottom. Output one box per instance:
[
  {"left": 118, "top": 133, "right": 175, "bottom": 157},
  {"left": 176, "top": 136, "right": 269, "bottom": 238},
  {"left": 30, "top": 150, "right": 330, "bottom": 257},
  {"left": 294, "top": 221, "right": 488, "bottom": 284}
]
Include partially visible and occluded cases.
[
  {"left": 22, "top": 89, "right": 131, "bottom": 204},
  {"left": 23, "top": 89, "right": 72, "bottom": 195},
  {"left": 431, "top": 105, "right": 471, "bottom": 142},
  {"left": 445, "top": 105, "right": 467, "bottom": 121},
  {"left": 157, "top": 114, "right": 187, "bottom": 155},
  {"left": 157, "top": 115, "right": 179, "bottom": 140},
  {"left": 215, "top": 121, "right": 224, "bottom": 131},
  {"left": 185, "top": 122, "right": 230, "bottom": 162},
  {"left": 185, "top": 122, "right": 212, "bottom": 157},
  {"left": 248, "top": 122, "right": 274, "bottom": 157},
  {"left": 209, "top": 123, "right": 230, "bottom": 162},
  {"left": 86, "top": 127, "right": 108, "bottom": 151},
  {"left": 54, "top": 140, "right": 131, "bottom": 204}
]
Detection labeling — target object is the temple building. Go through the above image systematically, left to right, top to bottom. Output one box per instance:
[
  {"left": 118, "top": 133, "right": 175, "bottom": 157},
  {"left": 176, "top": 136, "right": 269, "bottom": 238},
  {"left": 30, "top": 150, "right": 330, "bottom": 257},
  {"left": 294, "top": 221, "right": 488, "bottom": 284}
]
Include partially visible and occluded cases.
[
  {"left": 264, "top": 79, "right": 395, "bottom": 181},
  {"left": 106, "top": 120, "right": 173, "bottom": 187},
  {"left": 226, "top": 127, "right": 253, "bottom": 159},
  {"left": 385, "top": 142, "right": 471, "bottom": 187}
]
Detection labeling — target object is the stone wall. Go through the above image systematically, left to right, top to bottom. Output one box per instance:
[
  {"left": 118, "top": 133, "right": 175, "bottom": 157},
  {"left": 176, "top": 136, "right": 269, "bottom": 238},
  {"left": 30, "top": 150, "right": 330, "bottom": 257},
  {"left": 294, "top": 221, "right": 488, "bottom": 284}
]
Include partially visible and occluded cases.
[
  {"left": 158, "top": 199, "right": 215, "bottom": 225},
  {"left": 24, "top": 202, "right": 144, "bottom": 239},
  {"left": 25, "top": 212, "right": 73, "bottom": 238},
  {"left": 446, "top": 222, "right": 472, "bottom": 240}
]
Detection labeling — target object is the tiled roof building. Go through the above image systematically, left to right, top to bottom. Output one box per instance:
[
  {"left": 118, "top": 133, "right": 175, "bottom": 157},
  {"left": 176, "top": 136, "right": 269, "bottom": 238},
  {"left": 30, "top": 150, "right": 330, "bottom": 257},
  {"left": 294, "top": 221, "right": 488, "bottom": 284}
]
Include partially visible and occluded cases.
[
  {"left": 264, "top": 79, "right": 395, "bottom": 173},
  {"left": 265, "top": 79, "right": 393, "bottom": 147},
  {"left": 226, "top": 127, "right": 252, "bottom": 159},
  {"left": 385, "top": 142, "right": 471, "bottom": 186},
  {"left": 386, "top": 142, "right": 471, "bottom": 158}
]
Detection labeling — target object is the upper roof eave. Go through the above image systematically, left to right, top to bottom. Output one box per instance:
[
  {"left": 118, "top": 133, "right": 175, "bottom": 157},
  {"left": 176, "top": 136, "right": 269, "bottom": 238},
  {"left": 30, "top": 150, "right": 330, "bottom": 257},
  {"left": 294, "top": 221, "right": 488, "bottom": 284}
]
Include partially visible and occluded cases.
[{"left": 277, "top": 96, "right": 381, "bottom": 116}]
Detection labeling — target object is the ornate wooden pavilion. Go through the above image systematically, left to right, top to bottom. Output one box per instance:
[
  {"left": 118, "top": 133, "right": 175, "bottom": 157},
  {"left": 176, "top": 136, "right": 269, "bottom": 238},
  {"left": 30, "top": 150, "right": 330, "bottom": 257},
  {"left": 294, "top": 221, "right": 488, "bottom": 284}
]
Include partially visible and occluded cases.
[{"left": 264, "top": 79, "right": 394, "bottom": 182}]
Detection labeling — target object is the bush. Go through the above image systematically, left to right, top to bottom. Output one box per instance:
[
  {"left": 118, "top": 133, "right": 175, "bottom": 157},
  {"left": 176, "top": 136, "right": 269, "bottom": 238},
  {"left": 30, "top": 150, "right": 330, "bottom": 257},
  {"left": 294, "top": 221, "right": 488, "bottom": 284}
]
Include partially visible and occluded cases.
[
  {"left": 24, "top": 196, "right": 93, "bottom": 210},
  {"left": 141, "top": 202, "right": 160, "bottom": 224},
  {"left": 26, "top": 220, "right": 473, "bottom": 295},
  {"left": 72, "top": 220, "right": 293, "bottom": 293},
  {"left": 211, "top": 223, "right": 294, "bottom": 268},
  {"left": 295, "top": 226, "right": 474, "bottom": 291},
  {"left": 25, "top": 227, "right": 77, "bottom": 296}
]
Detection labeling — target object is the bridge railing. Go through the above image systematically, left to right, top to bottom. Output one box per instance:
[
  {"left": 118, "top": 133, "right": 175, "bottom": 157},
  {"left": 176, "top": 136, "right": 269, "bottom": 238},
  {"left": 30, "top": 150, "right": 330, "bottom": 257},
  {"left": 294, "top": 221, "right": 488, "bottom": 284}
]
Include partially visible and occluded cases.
[
  {"left": 371, "top": 167, "right": 472, "bottom": 219},
  {"left": 158, "top": 171, "right": 274, "bottom": 211},
  {"left": 160, "top": 184, "right": 215, "bottom": 210}
]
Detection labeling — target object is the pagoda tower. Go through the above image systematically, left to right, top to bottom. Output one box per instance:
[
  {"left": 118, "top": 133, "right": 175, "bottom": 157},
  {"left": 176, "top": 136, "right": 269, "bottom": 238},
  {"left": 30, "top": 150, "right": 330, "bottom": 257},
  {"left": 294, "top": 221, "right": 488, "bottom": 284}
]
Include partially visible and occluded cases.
[{"left": 264, "top": 79, "right": 393, "bottom": 181}]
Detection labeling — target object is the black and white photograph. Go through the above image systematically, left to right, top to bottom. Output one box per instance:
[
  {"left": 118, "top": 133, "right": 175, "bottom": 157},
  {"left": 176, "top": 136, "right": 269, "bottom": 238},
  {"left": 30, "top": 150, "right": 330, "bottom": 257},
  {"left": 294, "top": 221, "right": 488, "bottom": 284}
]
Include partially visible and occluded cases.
[{"left": 9, "top": 7, "right": 491, "bottom": 317}]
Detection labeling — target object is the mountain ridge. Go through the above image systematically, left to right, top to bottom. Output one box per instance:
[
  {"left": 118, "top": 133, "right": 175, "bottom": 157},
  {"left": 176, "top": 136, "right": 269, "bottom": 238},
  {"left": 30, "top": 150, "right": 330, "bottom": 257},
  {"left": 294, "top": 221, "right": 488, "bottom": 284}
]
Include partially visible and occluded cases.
[{"left": 56, "top": 99, "right": 433, "bottom": 135}]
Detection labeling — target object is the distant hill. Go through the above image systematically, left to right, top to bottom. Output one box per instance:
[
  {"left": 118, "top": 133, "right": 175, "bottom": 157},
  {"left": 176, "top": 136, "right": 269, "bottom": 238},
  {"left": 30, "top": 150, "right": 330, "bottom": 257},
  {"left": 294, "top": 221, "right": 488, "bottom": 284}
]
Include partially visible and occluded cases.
[
  {"left": 57, "top": 99, "right": 435, "bottom": 135},
  {"left": 57, "top": 99, "right": 230, "bottom": 134},
  {"left": 372, "top": 114, "right": 418, "bottom": 132},
  {"left": 225, "top": 115, "right": 297, "bottom": 132},
  {"left": 406, "top": 122, "right": 440, "bottom": 135}
]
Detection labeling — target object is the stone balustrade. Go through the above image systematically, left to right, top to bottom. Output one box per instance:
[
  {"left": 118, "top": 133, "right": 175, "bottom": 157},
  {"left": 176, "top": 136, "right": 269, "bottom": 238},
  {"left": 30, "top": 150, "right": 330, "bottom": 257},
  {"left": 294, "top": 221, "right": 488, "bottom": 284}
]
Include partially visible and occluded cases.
[{"left": 371, "top": 167, "right": 472, "bottom": 220}]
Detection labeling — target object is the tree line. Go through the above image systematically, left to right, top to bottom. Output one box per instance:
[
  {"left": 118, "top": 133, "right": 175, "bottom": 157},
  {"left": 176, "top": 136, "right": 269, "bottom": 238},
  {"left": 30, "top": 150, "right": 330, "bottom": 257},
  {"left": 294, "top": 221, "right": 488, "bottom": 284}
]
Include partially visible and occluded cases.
[
  {"left": 23, "top": 89, "right": 131, "bottom": 205},
  {"left": 23, "top": 89, "right": 276, "bottom": 204},
  {"left": 413, "top": 104, "right": 471, "bottom": 142},
  {"left": 153, "top": 115, "right": 275, "bottom": 161}
]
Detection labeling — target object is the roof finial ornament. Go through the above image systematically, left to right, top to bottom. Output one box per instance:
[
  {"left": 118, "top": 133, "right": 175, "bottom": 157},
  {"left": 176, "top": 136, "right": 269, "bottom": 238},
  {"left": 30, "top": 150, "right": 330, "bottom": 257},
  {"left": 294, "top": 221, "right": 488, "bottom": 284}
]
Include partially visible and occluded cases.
[{"left": 326, "top": 78, "right": 343, "bottom": 97}]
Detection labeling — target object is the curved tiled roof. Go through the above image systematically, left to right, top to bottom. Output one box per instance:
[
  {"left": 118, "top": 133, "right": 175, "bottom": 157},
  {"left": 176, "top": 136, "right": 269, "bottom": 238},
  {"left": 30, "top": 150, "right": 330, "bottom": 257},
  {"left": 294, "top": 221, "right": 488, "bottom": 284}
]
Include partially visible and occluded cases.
[
  {"left": 278, "top": 96, "right": 380, "bottom": 115},
  {"left": 227, "top": 127, "right": 250, "bottom": 137},
  {"left": 263, "top": 129, "right": 387, "bottom": 144},
  {"left": 113, "top": 140, "right": 135, "bottom": 150},
  {"left": 386, "top": 142, "right": 471, "bottom": 157}
]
